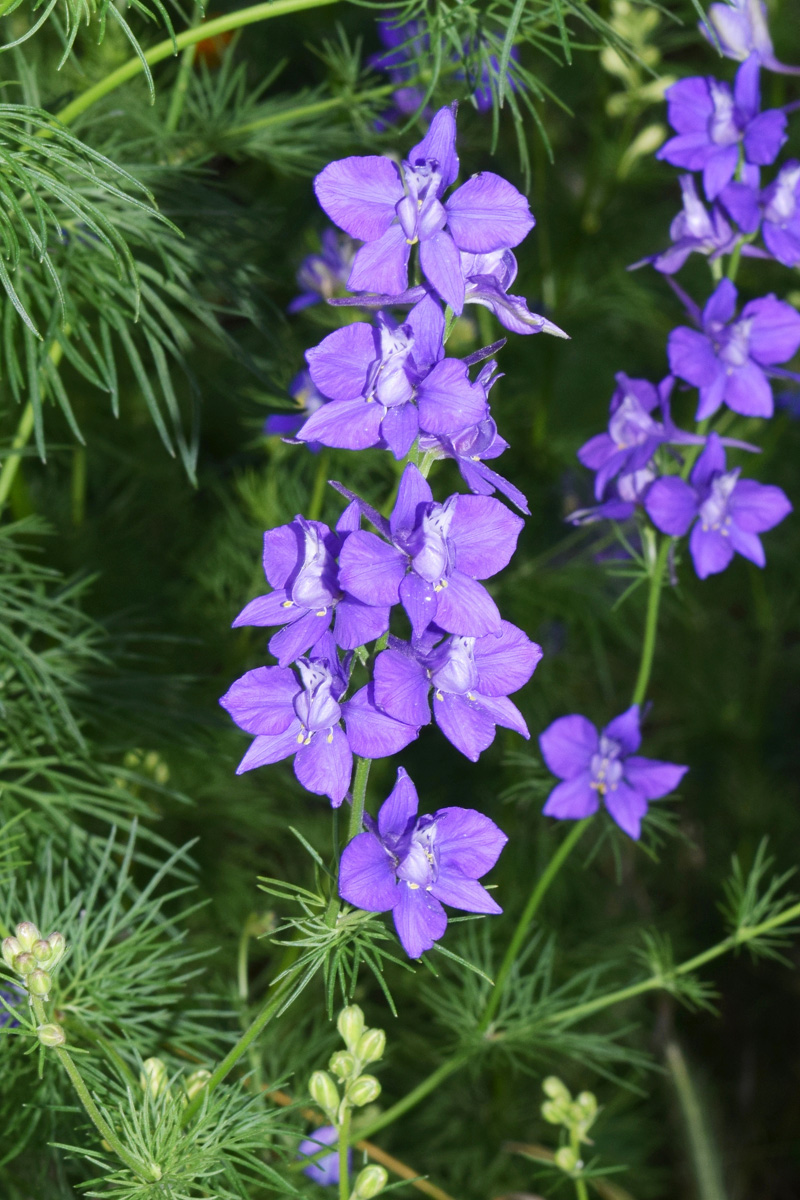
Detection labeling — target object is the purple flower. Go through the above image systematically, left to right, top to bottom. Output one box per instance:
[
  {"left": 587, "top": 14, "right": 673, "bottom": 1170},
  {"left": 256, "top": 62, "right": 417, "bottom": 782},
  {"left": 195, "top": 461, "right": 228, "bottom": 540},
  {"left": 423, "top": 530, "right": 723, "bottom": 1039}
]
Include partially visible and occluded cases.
[
  {"left": 702, "top": 0, "right": 800, "bottom": 76},
  {"left": 370, "top": 16, "right": 430, "bottom": 128},
  {"left": 459, "top": 45, "right": 521, "bottom": 113},
  {"left": 656, "top": 56, "right": 787, "bottom": 199},
  {"left": 314, "top": 105, "right": 535, "bottom": 314},
  {"left": 723, "top": 161, "right": 800, "bottom": 267},
  {"left": 633, "top": 175, "right": 738, "bottom": 274},
  {"left": 289, "top": 229, "right": 358, "bottom": 313},
  {"left": 460, "top": 248, "right": 568, "bottom": 337},
  {"left": 667, "top": 278, "right": 800, "bottom": 420},
  {"left": 297, "top": 295, "right": 487, "bottom": 460},
  {"left": 264, "top": 370, "right": 329, "bottom": 445},
  {"left": 577, "top": 374, "right": 677, "bottom": 501},
  {"left": 644, "top": 432, "right": 792, "bottom": 578},
  {"left": 337, "top": 463, "right": 524, "bottom": 639},
  {"left": 567, "top": 464, "right": 658, "bottom": 526},
  {"left": 231, "top": 515, "right": 390, "bottom": 664},
  {"left": 374, "top": 621, "right": 542, "bottom": 761},
  {"left": 219, "top": 633, "right": 419, "bottom": 805},
  {"left": 540, "top": 705, "right": 688, "bottom": 839},
  {"left": 338, "top": 766, "right": 507, "bottom": 958},
  {"left": 0, "top": 986, "right": 22, "bottom": 1029},
  {"left": 298, "top": 1126, "right": 348, "bottom": 1186}
]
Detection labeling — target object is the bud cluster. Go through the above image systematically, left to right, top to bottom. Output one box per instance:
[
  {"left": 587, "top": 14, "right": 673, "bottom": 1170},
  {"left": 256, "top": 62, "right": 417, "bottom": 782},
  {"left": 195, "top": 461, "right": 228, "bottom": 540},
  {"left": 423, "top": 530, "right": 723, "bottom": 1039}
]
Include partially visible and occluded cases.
[
  {"left": 2, "top": 924, "right": 66, "bottom": 1003},
  {"left": 139, "top": 1056, "right": 211, "bottom": 1105},
  {"left": 541, "top": 1076, "right": 599, "bottom": 1177}
]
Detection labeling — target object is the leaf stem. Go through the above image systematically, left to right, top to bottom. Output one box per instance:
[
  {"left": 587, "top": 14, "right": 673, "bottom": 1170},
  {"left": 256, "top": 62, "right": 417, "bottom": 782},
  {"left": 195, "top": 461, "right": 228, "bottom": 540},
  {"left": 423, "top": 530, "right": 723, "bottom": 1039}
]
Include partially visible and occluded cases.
[
  {"left": 56, "top": 0, "right": 342, "bottom": 129},
  {"left": 228, "top": 84, "right": 396, "bottom": 138},
  {"left": 631, "top": 536, "right": 671, "bottom": 708},
  {"left": 348, "top": 757, "right": 372, "bottom": 842},
  {"left": 478, "top": 819, "right": 591, "bottom": 1033}
]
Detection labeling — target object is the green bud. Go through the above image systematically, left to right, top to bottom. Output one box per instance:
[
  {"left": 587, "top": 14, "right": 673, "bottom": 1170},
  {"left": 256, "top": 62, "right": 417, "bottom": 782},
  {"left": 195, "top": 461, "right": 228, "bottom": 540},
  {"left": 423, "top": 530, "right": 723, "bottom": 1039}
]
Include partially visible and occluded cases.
[
  {"left": 15, "top": 923, "right": 42, "bottom": 952},
  {"left": 46, "top": 932, "right": 66, "bottom": 968},
  {"left": 1, "top": 936, "right": 22, "bottom": 968},
  {"left": 32, "top": 939, "right": 54, "bottom": 965},
  {"left": 14, "top": 952, "right": 35, "bottom": 976},
  {"left": 27, "top": 969, "right": 52, "bottom": 998},
  {"left": 337, "top": 1005, "right": 365, "bottom": 1053},
  {"left": 37, "top": 1023, "right": 66, "bottom": 1048},
  {"left": 356, "top": 1028, "right": 386, "bottom": 1065},
  {"left": 329, "top": 1050, "right": 357, "bottom": 1080},
  {"left": 140, "top": 1057, "right": 169, "bottom": 1099},
  {"left": 185, "top": 1069, "right": 211, "bottom": 1102},
  {"left": 309, "top": 1070, "right": 340, "bottom": 1117},
  {"left": 346, "top": 1075, "right": 381, "bottom": 1107},
  {"left": 542, "top": 1076, "right": 571, "bottom": 1103},
  {"left": 575, "top": 1091, "right": 597, "bottom": 1119},
  {"left": 541, "top": 1100, "right": 567, "bottom": 1125},
  {"left": 554, "top": 1146, "right": 578, "bottom": 1174},
  {"left": 352, "top": 1165, "right": 389, "bottom": 1199}
]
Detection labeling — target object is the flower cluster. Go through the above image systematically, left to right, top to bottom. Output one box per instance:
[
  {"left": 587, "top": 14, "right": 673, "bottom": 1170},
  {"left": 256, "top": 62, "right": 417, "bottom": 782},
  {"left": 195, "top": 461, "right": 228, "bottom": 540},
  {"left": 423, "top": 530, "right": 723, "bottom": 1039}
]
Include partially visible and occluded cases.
[{"left": 223, "top": 105, "right": 556, "bottom": 957}]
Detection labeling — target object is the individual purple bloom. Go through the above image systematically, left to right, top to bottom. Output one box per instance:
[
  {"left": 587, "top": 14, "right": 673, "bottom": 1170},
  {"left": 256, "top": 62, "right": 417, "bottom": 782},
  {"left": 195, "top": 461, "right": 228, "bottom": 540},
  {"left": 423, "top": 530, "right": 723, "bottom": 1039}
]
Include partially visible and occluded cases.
[
  {"left": 702, "top": 0, "right": 800, "bottom": 76},
  {"left": 656, "top": 56, "right": 787, "bottom": 200},
  {"left": 314, "top": 105, "right": 535, "bottom": 314},
  {"left": 724, "top": 161, "right": 800, "bottom": 266},
  {"left": 632, "top": 175, "right": 738, "bottom": 274},
  {"left": 289, "top": 229, "right": 358, "bottom": 313},
  {"left": 460, "top": 248, "right": 568, "bottom": 337},
  {"left": 668, "top": 277, "right": 800, "bottom": 420},
  {"left": 297, "top": 295, "right": 488, "bottom": 460},
  {"left": 264, "top": 370, "right": 329, "bottom": 447},
  {"left": 577, "top": 375, "right": 677, "bottom": 501},
  {"left": 644, "top": 432, "right": 792, "bottom": 578},
  {"left": 337, "top": 463, "right": 524, "bottom": 639},
  {"left": 567, "top": 464, "right": 658, "bottom": 526},
  {"left": 231, "top": 515, "right": 390, "bottom": 663},
  {"left": 374, "top": 621, "right": 542, "bottom": 761},
  {"left": 219, "top": 634, "right": 419, "bottom": 805},
  {"left": 540, "top": 705, "right": 688, "bottom": 839},
  {"left": 338, "top": 766, "right": 507, "bottom": 958},
  {"left": 298, "top": 1126, "right": 348, "bottom": 1186}
]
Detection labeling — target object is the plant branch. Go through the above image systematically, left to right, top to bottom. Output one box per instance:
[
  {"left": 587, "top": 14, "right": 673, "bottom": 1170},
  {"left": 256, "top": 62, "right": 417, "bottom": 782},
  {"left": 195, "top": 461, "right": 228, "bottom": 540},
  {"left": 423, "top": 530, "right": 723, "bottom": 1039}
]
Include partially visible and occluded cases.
[
  {"left": 631, "top": 535, "right": 671, "bottom": 708},
  {"left": 348, "top": 756, "right": 371, "bottom": 842}
]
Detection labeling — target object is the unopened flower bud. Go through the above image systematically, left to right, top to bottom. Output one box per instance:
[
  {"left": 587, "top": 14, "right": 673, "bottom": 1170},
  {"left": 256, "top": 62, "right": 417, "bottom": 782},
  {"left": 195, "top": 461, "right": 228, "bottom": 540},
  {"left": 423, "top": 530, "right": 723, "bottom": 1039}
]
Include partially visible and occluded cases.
[
  {"left": 15, "top": 923, "right": 41, "bottom": 952},
  {"left": 46, "top": 932, "right": 66, "bottom": 966},
  {"left": 2, "top": 937, "right": 22, "bottom": 968},
  {"left": 32, "top": 939, "right": 54, "bottom": 965},
  {"left": 14, "top": 952, "right": 35, "bottom": 976},
  {"left": 28, "top": 969, "right": 52, "bottom": 997},
  {"left": 337, "top": 1005, "right": 365, "bottom": 1053},
  {"left": 37, "top": 1023, "right": 66, "bottom": 1047},
  {"left": 356, "top": 1028, "right": 385, "bottom": 1065},
  {"left": 329, "top": 1050, "right": 357, "bottom": 1080},
  {"left": 140, "top": 1058, "right": 169, "bottom": 1099},
  {"left": 185, "top": 1069, "right": 211, "bottom": 1101},
  {"left": 309, "top": 1070, "right": 340, "bottom": 1117},
  {"left": 346, "top": 1075, "right": 381, "bottom": 1107},
  {"left": 542, "top": 1076, "right": 571, "bottom": 1103},
  {"left": 575, "top": 1091, "right": 597, "bottom": 1119},
  {"left": 541, "top": 1100, "right": 566, "bottom": 1125},
  {"left": 554, "top": 1146, "right": 578, "bottom": 1174},
  {"left": 352, "top": 1165, "right": 389, "bottom": 1199}
]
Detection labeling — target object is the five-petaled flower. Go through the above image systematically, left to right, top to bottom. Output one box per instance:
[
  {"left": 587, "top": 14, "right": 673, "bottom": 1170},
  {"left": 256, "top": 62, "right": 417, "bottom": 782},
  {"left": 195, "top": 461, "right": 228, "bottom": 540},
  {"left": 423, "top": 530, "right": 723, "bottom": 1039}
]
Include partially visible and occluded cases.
[
  {"left": 314, "top": 104, "right": 535, "bottom": 313},
  {"left": 644, "top": 431, "right": 792, "bottom": 578},
  {"left": 540, "top": 705, "right": 688, "bottom": 839},
  {"left": 338, "top": 767, "right": 507, "bottom": 958}
]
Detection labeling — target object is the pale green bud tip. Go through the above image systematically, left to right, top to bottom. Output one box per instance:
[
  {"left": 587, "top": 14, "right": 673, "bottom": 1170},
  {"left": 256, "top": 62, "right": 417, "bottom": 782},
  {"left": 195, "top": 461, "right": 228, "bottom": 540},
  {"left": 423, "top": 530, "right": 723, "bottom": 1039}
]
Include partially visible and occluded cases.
[
  {"left": 15, "top": 923, "right": 41, "bottom": 952},
  {"left": 47, "top": 932, "right": 66, "bottom": 965},
  {"left": 1, "top": 937, "right": 22, "bottom": 968},
  {"left": 32, "top": 939, "right": 54, "bottom": 964},
  {"left": 14, "top": 952, "right": 36, "bottom": 976},
  {"left": 28, "top": 969, "right": 52, "bottom": 997},
  {"left": 337, "top": 1005, "right": 365, "bottom": 1052},
  {"left": 37, "top": 1023, "right": 66, "bottom": 1047},
  {"left": 356, "top": 1028, "right": 386, "bottom": 1065},
  {"left": 329, "top": 1050, "right": 357, "bottom": 1080},
  {"left": 140, "top": 1058, "right": 169, "bottom": 1098},
  {"left": 185, "top": 1069, "right": 211, "bottom": 1101},
  {"left": 309, "top": 1071, "right": 340, "bottom": 1116},
  {"left": 347, "top": 1075, "right": 381, "bottom": 1107},
  {"left": 542, "top": 1076, "right": 570, "bottom": 1103},
  {"left": 576, "top": 1091, "right": 597, "bottom": 1117},
  {"left": 541, "top": 1100, "right": 566, "bottom": 1125},
  {"left": 554, "top": 1146, "right": 579, "bottom": 1174},
  {"left": 353, "top": 1165, "right": 389, "bottom": 1199}
]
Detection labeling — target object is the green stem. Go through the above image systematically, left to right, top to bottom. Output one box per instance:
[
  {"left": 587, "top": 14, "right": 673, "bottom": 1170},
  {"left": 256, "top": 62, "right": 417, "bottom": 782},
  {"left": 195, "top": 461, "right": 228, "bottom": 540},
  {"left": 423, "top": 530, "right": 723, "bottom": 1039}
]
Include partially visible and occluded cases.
[
  {"left": 56, "top": 0, "right": 342, "bottom": 129},
  {"left": 164, "top": 39, "right": 198, "bottom": 134},
  {"left": 228, "top": 84, "right": 396, "bottom": 139},
  {"left": 0, "top": 402, "right": 35, "bottom": 514},
  {"left": 308, "top": 451, "right": 331, "bottom": 523},
  {"left": 630, "top": 536, "right": 671, "bottom": 708},
  {"left": 348, "top": 757, "right": 371, "bottom": 842},
  {"left": 478, "top": 819, "right": 591, "bottom": 1033},
  {"left": 352, "top": 898, "right": 800, "bottom": 1147},
  {"left": 181, "top": 959, "right": 307, "bottom": 1125},
  {"left": 31, "top": 998, "right": 160, "bottom": 1180},
  {"left": 665, "top": 1042, "right": 727, "bottom": 1200},
  {"left": 338, "top": 1108, "right": 352, "bottom": 1200}
]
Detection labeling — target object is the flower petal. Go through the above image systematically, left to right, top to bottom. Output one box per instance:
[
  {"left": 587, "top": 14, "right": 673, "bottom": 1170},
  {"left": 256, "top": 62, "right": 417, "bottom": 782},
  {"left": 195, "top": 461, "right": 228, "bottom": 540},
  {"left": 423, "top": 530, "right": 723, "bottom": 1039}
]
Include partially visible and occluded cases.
[
  {"left": 408, "top": 105, "right": 459, "bottom": 189},
  {"left": 743, "top": 109, "right": 787, "bottom": 166},
  {"left": 703, "top": 144, "right": 739, "bottom": 200},
  {"left": 314, "top": 155, "right": 404, "bottom": 240},
  {"left": 445, "top": 172, "right": 535, "bottom": 251},
  {"left": 348, "top": 224, "right": 411, "bottom": 295},
  {"left": 419, "top": 229, "right": 465, "bottom": 314},
  {"left": 703, "top": 277, "right": 738, "bottom": 325},
  {"left": 407, "top": 293, "right": 446, "bottom": 371},
  {"left": 744, "top": 296, "right": 800, "bottom": 364},
  {"left": 306, "top": 323, "right": 376, "bottom": 401},
  {"left": 668, "top": 327, "right": 719, "bottom": 386},
  {"left": 417, "top": 359, "right": 488, "bottom": 435},
  {"left": 724, "top": 360, "right": 774, "bottom": 417},
  {"left": 297, "top": 398, "right": 383, "bottom": 451},
  {"left": 381, "top": 402, "right": 419, "bottom": 460},
  {"left": 691, "top": 431, "right": 727, "bottom": 487},
  {"left": 390, "top": 462, "right": 434, "bottom": 539},
  {"left": 645, "top": 477, "right": 698, "bottom": 537},
  {"left": 730, "top": 479, "right": 792, "bottom": 531},
  {"left": 449, "top": 495, "right": 524, "bottom": 579},
  {"left": 689, "top": 522, "right": 735, "bottom": 577},
  {"left": 262, "top": 524, "right": 302, "bottom": 589},
  {"left": 728, "top": 524, "right": 765, "bottom": 565},
  {"left": 338, "top": 531, "right": 406, "bottom": 604},
  {"left": 433, "top": 571, "right": 502, "bottom": 636},
  {"left": 399, "top": 572, "right": 438, "bottom": 640},
  {"left": 232, "top": 589, "right": 291, "bottom": 628},
  {"left": 334, "top": 594, "right": 391, "bottom": 650},
  {"left": 269, "top": 609, "right": 332, "bottom": 668},
  {"left": 473, "top": 620, "right": 543, "bottom": 696},
  {"left": 374, "top": 646, "right": 431, "bottom": 726},
  {"left": 220, "top": 666, "right": 298, "bottom": 735},
  {"left": 342, "top": 684, "right": 419, "bottom": 758},
  {"left": 433, "top": 691, "right": 496, "bottom": 760},
  {"left": 474, "top": 693, "right": 529, "bottom": 738},
  {"left": 602, "top": 705, "right": 641, "bottom": 754},
  {"left": 539, "top": 714, "right": 598, "bottom": 779},
  {"left": 236, "top": 722, "right": 302, "bottom": 773},
  {"left": 294, "top": 725, "right": 352, "bottom": 806},
  {"left": 624, "top": 756, "right": 688, "bottom": 799},
  {"left": 377, "top": 766, "right": 419, "bottom": 839},
  {"left": 542, "top": 772, "right": 598, "bottom": 819},
  {"left": 603, "top": 781, "right": 648, "bottom": 839},
  {"left": 435, "top": 806, "right": 508, "bottom": 875},
  {"left": 339, "top": 832, "right": 399, "bottom": 911},
  {"left": 431, "top": 868, "right": 502, "bottom": 914},
  {"left": 393, "top": 886, "right": 447, "bottom": 958}
]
